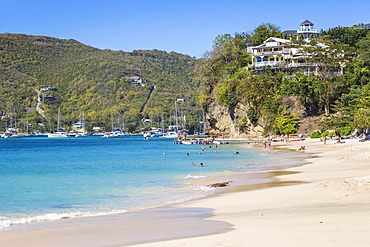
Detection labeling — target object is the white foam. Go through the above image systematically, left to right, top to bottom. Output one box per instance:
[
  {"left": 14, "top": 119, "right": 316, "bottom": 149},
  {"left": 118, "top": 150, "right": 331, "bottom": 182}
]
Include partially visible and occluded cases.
[
  {"left": 183, "top": 174, "right": 208, "bottom": 180},
  {"left": 191, "top": 185, "right": 215, "bottom": 192},
  {"left": 0, "top": 209, "right": 128, "bottom": 230}
]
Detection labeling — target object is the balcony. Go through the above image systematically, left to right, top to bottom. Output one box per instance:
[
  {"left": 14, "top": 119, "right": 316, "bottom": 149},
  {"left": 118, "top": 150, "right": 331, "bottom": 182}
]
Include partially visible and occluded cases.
[
  {"left": 297, "top": 28, "right": 318, "bottom": 33},
  {"left": 253, "top": 48, "right": 290, "bottom": 56},
  {"left": 252, "top": 61, "right": 280, "bottom": 67}
]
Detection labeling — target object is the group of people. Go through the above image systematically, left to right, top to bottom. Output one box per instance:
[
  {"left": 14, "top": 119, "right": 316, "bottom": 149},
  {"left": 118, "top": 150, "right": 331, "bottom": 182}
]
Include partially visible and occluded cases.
[
  {"left": 263, "top": 140, "right": 272, "bottom": 149},
  {"left": 191, "top": 162, "right": 203, "bottom": 167}
]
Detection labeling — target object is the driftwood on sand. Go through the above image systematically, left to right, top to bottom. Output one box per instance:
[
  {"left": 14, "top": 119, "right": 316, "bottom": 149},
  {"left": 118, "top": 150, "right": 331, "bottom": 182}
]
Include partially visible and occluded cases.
[{"left": 208, "top": 181, "right": 233, "bottom": 187}]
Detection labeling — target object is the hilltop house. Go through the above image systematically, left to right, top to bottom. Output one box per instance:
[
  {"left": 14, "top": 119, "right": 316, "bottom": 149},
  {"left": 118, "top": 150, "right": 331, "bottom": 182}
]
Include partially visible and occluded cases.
[
  {"left": 248, "top": 20, "right": 323, "bottom": 75},
  {"left": 282, "top": 20, "right": 318, "bottom": 41},
  {"left": 354, "top": 23, "right": 370, "bottom": 30},
  {"left": 249, "top": 37, "right": 315, "bottom": 73},
  {"left": 40, "top": 86, "right": 57, "bottom": 91}
]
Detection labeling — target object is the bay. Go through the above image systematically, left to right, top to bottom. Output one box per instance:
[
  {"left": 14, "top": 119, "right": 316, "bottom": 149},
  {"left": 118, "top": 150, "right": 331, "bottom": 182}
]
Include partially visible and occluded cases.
[{"left": 0, "top": 136, "right": 289, "bottom": 229}]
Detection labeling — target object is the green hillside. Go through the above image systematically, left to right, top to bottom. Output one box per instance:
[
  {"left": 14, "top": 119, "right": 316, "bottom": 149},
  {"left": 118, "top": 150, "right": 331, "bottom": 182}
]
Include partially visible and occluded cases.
[{"left": 0, "top": 33, "right": 201, "bottom": 133}]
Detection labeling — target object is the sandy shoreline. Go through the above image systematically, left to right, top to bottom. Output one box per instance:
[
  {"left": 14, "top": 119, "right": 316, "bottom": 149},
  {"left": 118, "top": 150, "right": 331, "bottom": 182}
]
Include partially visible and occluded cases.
[
  {"left": 1, "top": 138, "right": 369, "bottom": 246},
  {"left": 138, "top": 138, "right": 370, "bottom": 247}
]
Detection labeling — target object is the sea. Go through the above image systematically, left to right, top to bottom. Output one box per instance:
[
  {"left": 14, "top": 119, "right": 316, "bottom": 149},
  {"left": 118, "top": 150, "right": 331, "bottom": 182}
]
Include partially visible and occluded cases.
[{"left": 0, "top": 136, "right": 301, "bottom": 229}]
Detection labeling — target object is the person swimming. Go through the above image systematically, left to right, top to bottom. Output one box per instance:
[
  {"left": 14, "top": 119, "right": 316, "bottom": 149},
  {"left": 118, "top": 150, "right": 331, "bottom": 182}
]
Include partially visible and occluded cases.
[{"left": 199, "top": 163, "right": 204, "bottom": 167}]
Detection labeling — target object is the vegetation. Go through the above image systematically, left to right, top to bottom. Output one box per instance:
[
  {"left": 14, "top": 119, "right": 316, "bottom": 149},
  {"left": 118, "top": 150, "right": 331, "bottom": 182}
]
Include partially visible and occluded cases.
[
  {"left": 1, "top": 22, "right": 370, "bottom": 137},
  {"left": 197, "top": 23, "right": 370, "bottom": 136},
  {"left": 0, "top": 34, "right": 201, "bottom": 133}
]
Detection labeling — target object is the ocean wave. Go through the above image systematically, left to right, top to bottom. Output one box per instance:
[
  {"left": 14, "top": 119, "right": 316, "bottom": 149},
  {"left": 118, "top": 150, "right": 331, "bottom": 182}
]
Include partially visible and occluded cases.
[
  {"left": 183, "top": 174, "right": 208, "bottom": 180},
  {"left": 191, "top": 185, "right": 215, "bottom": 192},
  {"left": 0, "top": 209, "right": 127, "bottom": 230}
]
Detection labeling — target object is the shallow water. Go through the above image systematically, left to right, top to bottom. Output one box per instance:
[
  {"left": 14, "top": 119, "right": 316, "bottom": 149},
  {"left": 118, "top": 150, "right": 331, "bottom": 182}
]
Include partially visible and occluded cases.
[{"left": 0, "top": 136, "right": 301, "bottom": 228}]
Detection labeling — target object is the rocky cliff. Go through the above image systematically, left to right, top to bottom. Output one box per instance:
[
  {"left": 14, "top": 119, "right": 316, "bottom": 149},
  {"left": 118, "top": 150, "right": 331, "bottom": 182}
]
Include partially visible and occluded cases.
[
  {"left": 204, "top": 95, "right": 318, "bottom": 138},
  {"left": 204, "top": 97, "right": 264, "bottom": 138}
]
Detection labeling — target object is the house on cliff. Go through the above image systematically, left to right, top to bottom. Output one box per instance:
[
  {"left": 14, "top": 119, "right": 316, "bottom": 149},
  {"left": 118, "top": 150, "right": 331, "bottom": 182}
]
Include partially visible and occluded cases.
[
  {"left": 247, "top": 20, "right": 324, "bottom": 75},
  {"left": 248, "top": 37, "right": 323, "bottom": 75}
]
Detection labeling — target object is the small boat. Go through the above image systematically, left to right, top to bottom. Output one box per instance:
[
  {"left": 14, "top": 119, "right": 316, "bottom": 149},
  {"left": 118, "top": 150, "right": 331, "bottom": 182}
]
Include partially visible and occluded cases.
[
  {"left": 49, "top": 108, "right": 68, "bottom": 138},
  {"left": 1, "top": 128, "right": 23, "bottom": 138},
  {"left": 103, "top": 129, "right": 129, "bottom": 138},
  {"left": 48, "top": 130, "right": 68, "bottom": 138},
  {"left": 160, "top": 131, "right": 179, "bottom": 139},
  {"left": 1, "top": 132, "right": 23, "bottom": 138},
  {"left": 290, "top": 138, "right": 306, "bottom": 142},
  {"left": 212, "top": 140, "right": 224, "bottom": 145}
]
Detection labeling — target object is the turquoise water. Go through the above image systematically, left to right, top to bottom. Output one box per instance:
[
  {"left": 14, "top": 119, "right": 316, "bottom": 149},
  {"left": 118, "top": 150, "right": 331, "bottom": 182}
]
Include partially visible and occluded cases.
[{"left": 0, "top": 136, "right": 285, "bottom": 228}]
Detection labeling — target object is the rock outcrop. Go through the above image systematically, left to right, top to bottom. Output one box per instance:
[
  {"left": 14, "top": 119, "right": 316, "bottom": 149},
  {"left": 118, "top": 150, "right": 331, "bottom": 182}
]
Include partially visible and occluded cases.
[{"left": 204, "top": 97, "right": 263, "bottom": 138}]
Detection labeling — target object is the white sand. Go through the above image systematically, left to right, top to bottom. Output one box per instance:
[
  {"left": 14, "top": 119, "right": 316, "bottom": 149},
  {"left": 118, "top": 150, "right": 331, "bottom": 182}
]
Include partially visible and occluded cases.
[{"left": 138, "top": 138, "right": 370, "bottom": 247}]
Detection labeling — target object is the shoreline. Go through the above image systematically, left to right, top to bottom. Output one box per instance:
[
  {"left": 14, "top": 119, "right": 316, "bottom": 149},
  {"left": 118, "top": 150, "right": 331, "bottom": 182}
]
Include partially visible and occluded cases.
[
  {"left": 139, "top": 137, "right": 370, "bottom": 247},
  {"left": 1, "top": 138, "right": 369, "bottom": 246},
  {"left": 0, "top": 141, "right": 309, "bottom": 247}
]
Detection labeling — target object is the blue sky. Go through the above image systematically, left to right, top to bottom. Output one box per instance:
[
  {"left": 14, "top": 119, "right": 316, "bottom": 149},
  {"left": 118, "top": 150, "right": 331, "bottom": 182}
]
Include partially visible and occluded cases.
[{"left": 1, "top": 0, "right": 369, "bottom": 58}]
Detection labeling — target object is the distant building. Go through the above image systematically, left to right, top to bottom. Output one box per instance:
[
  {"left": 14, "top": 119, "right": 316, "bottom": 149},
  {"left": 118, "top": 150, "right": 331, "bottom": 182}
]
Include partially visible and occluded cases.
[
  {"left": 249, "top": 20, "right": 321, "bottom": 74},
  {"left": 282, "top": 20, "right": 318, "bottom": 41},
  {"left": 353, "top": 23, "right": 370, "bottom": 30},
  {"left": 248, "top": 36, "right": 326, "bottom": 75},
  {"left": 123, "top": 75, "right": 149, "bottom": 86},
  {"left": 40, "top": 87, "right": 57, "bottom": 91},
  {"left": 42, "top": 94, "right": 54, "bottom": 101},
  {"left": 176, "top": 97, "right": 185, "bottom": 102}
]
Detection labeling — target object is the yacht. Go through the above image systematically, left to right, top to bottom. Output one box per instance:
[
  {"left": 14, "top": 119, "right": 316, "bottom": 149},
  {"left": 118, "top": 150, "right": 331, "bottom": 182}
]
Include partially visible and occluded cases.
[
  {"left": 48, "top": 129, "right": 68, "bottom": 138},
  {"left": 103, "top": 129, "right": 129, "bottom": 138},
  {"left": 160, "top": 131, "right": 179, "bottom": 139}
]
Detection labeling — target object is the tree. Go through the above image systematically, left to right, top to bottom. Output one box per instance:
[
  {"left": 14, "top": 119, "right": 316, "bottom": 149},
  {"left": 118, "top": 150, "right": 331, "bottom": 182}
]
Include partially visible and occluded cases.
[
  {"left": 250, "top": 23, "right": 282, "bottom": 46},
  {"left": 320, "top": 26, "right": 369, "bottom": 47},
  {"left": 356, "top": 32, "right": 370, "bottom": 60},
  {"left": 299, "top": 39, "right": 355, "bottom": 115},
  {"left": 274, "top": 113, "right": 299, "bottom": 135}
]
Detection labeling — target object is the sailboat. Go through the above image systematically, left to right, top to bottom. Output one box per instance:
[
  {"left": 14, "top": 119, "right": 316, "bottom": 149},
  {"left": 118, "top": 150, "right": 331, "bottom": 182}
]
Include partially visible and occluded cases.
[
  {"left": 161, "top": 101, "right": 181, "bottom": 139},
  {"left": 1, "top": 108, "right": 23, "bottom": 138},
  {"left": 48, "top": 108, "right": 68, "bottom": 138},
  {"left": 69, "top": 112, "right": 89, "bottom": 137},
  {"left": 103, "top": 115, "right": 129, "bottom": 138}
]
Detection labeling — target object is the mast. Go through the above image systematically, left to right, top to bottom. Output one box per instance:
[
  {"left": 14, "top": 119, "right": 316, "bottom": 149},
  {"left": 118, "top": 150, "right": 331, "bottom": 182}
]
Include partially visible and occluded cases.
[
  {"left": 175, "top": 101, "right": 179, "bottom": 132},
  {"left": 57, "top": 107, "right": 61, "bottom": 130}
]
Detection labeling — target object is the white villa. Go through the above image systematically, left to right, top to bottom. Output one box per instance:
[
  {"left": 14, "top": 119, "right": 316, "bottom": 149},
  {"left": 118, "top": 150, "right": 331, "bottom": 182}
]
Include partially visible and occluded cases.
[
  {"left": 249, "top": 20, "right": 319, "bottom": 74},
  {"left": 249, "top": 37, "right": 316, "bottom": 72}
]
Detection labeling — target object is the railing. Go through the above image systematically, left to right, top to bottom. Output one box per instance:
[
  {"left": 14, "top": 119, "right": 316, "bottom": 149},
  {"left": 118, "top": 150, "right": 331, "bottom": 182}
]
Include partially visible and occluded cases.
[
  {"left": 297, "top": 28, "right": 318, "bottom": 33},
  {"left": 253, "top": 50, "right": 283, "bottom": 56},
  {"left": 252, "top": 61, "right": 279, "bottom": 67},
  {"left": 251, "top": 62, "right": 322, "bottom": 68}
]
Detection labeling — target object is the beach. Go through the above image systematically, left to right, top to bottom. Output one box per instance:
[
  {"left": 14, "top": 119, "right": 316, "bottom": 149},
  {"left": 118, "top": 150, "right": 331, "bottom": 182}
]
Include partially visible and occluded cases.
[
  {"left": 1, "top": 138, "right": 370, "bottom": 246},
  {"left": 139, "top": 138, "right": 370, "bottom": 247}
]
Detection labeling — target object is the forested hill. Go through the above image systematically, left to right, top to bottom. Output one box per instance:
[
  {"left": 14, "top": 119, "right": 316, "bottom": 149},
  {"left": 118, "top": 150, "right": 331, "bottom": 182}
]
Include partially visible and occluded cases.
[{"left": 0, "top": 33, "right": 201, "bottom": 132}]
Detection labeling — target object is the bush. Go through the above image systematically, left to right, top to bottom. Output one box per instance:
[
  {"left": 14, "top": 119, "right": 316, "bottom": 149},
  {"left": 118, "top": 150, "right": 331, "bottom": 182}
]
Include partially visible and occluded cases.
[
  {"left": 216, "top": 84, "right": 234, "bottom": 106},
  {"left": 274, "top": 113, "right": 299, "bottom": 135},
  {"left": 338, "top": 126, "right": 353, "bottom": 136},
  {"left": 310, "top": 130, "right": 322, "bottom": 138}
]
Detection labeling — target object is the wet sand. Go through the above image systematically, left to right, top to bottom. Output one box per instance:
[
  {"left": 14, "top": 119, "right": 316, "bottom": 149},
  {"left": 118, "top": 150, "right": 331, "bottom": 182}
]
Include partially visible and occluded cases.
[{"left": 0, "top": 171, "right": 283, "bottom": 247}]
